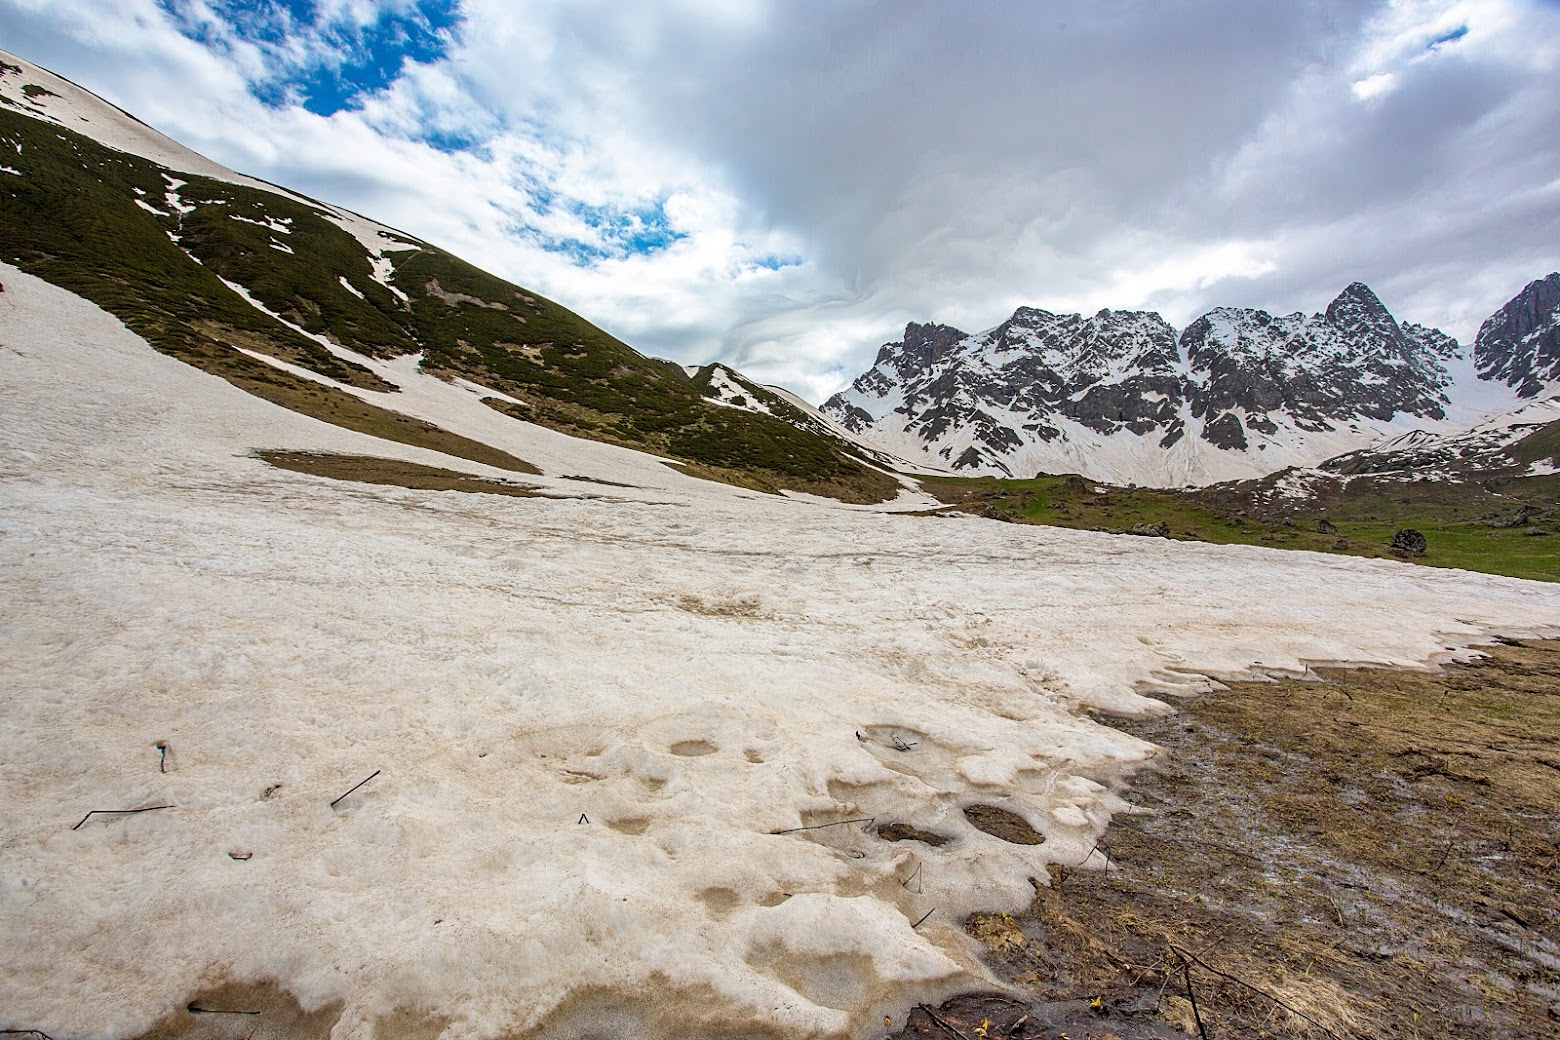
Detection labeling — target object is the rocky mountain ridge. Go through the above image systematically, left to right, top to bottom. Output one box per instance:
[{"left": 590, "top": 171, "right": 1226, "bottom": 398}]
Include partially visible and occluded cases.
[{"left": 825, "top": 278, "right": 1560, "bottom": 487}]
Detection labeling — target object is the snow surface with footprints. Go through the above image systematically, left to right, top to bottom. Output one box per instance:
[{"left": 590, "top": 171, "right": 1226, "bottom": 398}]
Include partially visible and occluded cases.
[{"left": 4, "top": 263, "right": 1560, "bottom": 1040}]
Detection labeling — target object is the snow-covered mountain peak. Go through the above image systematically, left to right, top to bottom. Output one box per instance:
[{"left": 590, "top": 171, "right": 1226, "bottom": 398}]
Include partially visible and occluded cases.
[
  {"left": 824, "top": 279, "right": 1554, "bottom": 486},
  {"left": 1324, "top": 280, "right": 1398, "bottom": 340}
]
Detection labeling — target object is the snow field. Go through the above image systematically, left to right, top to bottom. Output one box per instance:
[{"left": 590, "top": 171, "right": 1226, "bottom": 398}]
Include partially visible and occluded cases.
[{"left": 4, "top": 265, "right": 1560, "bottom": 1040}]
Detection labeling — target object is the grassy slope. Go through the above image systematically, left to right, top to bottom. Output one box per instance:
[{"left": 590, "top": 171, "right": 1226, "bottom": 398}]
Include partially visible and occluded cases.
[
  {"left": 0, "top": 100, "right": 894, "bottom": 501},
  {"left": 0, "top": 106, "right": 536, "bottom": 474},
  {"left": 401, "top": 253, "right": 900, "bottom": 503},
  {"left": 924, "top": 464, "right": 1560, "bottom": 581}
]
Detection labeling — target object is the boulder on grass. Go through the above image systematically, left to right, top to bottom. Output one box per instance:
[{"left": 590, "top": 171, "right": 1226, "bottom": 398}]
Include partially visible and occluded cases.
[{"left": 1389, "top": 528, "right": 1427, "bottom": 556}]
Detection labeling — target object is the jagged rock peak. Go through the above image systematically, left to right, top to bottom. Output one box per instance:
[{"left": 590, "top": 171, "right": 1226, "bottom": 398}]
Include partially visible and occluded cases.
[
  {"left": 1475, "top": 272, "right": 1560, "bottom": 398},
  {"left": 1325, "top": 281, "right": 1394, "bottom": 328},
  {"left": 875, "top": 321, "right": 967, "bottom": 370}
]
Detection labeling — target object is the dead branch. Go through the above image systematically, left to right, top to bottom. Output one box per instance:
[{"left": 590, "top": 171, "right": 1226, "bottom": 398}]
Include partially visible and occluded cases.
[
  {"left": 71, "top": 805, "right": 174, "bottom": 830},
  {"left": 1170, "top": 943, "right": 1357, "bottom": 1040}
]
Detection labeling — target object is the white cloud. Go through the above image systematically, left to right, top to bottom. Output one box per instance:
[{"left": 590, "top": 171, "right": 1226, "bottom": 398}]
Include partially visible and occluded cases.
[{"left": 1351, "top": 71, "right": 1399, "bottom": 99}]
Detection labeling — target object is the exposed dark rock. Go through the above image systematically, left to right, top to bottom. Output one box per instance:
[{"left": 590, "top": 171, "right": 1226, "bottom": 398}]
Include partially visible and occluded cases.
[
  {"left": 1475, "top": 272, "right": 1560, "bottom": 397},
  {"left": 1182, "top": 284, "right": 1455, "bottom": 447},
  {"left": 824, "top": 306, "right": 1191, "bottom": 468},
  {"left": 823, "top": 400, "right": 875, "bottom": 433},
  {"left": 1201, "top": 412, "right": 1247, "bottom": 450},
  {"left": 953, "top": 446, "right": 986, "bottom": 470},
  {"left": 1487, "top": 505, "right": 1540, "bottom": 528},
  {"left": 1316, "top": 518, "right": 1339, "bottom": 534},
  {"left": 1128, "top": 521, "right": 1170, "bottom": 538},
  {"left": 1390, "top": 528, "right": 1428, "bottom": 556}
]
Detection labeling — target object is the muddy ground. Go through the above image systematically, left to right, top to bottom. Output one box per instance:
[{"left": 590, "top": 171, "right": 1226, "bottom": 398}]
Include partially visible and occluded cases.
[{"left": 891, "top": 639, "right": 1560, "bottom": 1040}]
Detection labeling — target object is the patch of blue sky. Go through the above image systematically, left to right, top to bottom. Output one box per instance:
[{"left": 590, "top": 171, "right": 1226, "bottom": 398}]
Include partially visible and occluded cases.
[
  {"left": 157, "top": 0, "right": 462, "bottom": 117},
  {"left": 1427, "top": 24, "right": 1469, "bottom": 49},
  {"left": 417, "top": 123, "right": 488, "bottom": 155},
  {"left": 525, "top": 182, "right": 558, "bottom": 215},
  {"left": 525, "top": 198, "right": 689, "bottom": 267},
  {"left": 749, "top": 254, "right": 803, "bottom": 271}
]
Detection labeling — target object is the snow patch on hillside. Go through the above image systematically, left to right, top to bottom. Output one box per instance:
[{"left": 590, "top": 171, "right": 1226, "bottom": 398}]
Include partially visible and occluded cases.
[
  {"left": 231, "top": 212, "right": 293, "bottom": 235},
  {"left": 369, "top": 255, "right": 409, "bottom": 302},
  {"left": 703, "top": 363, "right": 775, "bottom": 414}
]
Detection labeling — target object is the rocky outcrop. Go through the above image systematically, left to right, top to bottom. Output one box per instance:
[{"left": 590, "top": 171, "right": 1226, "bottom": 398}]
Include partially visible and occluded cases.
[
  {"left": 1475, "top": 273, "right": 1560, "bottom": 398},
  {"left": 1181, "top": 283, "right": 1457, "bottom": 453},
  {"left": 1390, "top": 528, "right": 1428, "bottom": 556}
]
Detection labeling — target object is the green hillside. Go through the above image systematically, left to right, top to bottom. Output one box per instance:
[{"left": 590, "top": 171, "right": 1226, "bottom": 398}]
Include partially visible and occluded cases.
[{"left": 0, "top": 102, "right": 897, "bottom": 502}]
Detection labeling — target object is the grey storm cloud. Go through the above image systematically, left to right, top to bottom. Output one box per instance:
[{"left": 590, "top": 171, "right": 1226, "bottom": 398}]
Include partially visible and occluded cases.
[{"left": 2, "top": 0, "right": 1558, "bottom": 399}]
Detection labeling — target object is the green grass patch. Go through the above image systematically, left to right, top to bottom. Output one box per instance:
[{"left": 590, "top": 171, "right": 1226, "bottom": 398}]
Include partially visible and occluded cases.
[{"left": 923, "top": 472, "right": 1560, "bottom": 581}]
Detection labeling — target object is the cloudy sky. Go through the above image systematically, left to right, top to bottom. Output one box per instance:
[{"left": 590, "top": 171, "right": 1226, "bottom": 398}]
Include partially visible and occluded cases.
[{"left": 3, "top": 0, "right": 1559, "bottom": 400}]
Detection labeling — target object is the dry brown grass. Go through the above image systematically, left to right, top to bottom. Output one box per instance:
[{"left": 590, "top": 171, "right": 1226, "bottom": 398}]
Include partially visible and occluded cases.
[
  {"left": 256, "top": 451, "right": 549, "bottom": 496},
  {"left": 922, "top": 639, "right": 1560, "bottom": 1040}
]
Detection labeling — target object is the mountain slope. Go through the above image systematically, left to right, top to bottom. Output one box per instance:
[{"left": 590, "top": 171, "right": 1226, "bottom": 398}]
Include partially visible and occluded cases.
[
  {"left": 0, "top": 50, "right": 900, "bottom": 502},
  {"left": 1475, "top": 272, "right": 1560, "bottom": 398},
  {"left": 824, "top": 282, "right": 1537, "bottom": 487}
]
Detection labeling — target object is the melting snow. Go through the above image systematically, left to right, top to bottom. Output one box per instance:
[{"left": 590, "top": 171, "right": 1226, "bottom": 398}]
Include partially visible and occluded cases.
[
  {"left": 161, "top": 174, "right": 194, "bottom": 215},
  {"left": 324, "top": 207, "right": 421, "bottom": 259},
  {"left": 231, "top": 212, "right": 294, "bottom": 235},
  {"left": 368, "top": 255, "right": 409, "bottom": 302},
  {"left": 3, "top": 263, "right": 1560, "bottom": 1040},
  {"left": 703, "top": 364, "right": 775, "bottom": 415}
]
